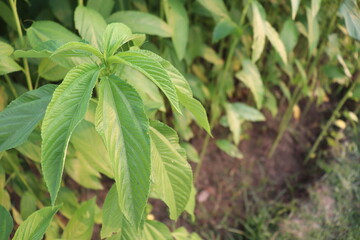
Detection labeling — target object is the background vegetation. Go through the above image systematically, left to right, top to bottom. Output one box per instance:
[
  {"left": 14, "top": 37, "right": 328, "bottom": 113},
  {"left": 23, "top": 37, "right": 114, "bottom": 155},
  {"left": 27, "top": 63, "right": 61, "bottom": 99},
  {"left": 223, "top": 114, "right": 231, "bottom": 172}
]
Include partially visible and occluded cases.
[{"left": 0, "top": 0, "right": 360, "bottom": 239}]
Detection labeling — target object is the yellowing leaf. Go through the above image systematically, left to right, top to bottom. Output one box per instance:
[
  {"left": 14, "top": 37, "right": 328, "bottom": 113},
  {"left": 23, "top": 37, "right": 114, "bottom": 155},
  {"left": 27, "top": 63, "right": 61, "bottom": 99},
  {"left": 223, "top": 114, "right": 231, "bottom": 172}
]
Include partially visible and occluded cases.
[
  {"left": 251, "top": 2, "right": 266, "bottom": 62},
  {"left": 265, "top": 21, "right": 288, "bottom": 64},
  {"left": 235, "top": 59, "right": 264, "bottom": 109},
  {"left": 293, "top": 104, "right": 301, "bottom": 120},
  {"left": 335, "top": 119, "right": 346, "bottom": 129}
]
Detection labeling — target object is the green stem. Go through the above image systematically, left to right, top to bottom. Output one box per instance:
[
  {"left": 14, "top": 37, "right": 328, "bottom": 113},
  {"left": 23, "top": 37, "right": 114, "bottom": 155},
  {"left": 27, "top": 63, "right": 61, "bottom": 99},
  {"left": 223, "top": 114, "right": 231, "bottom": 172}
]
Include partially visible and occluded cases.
[
  {"left": 8, "top": 0, "right": 33, "bottom": 91},
  {"left": 78, "top": 0, "right": 84, "bottom": 6},
  {"left": 197, "top": 0, "right": 252, "bottom": 181},
  {"left": 270, "top": 6, "right": 339, "bottom": 156},
  {"left": 301, "top": 9, "right": 338, "bottom": 118},
  {"left": 198, "top": 37, "right": 239, "bottom": 180},
  {"left": 211, "top": 37, "right": 239, "bottom": 125},
  {"left": 34, "top": 74, "right": 40, "bottom": 89},
  {"left": 305, "top": 74, "right": 360, "bottom": 163},
  {"left": 4, "top": 75, "right": 18, "bottom": 97},
  {"left": 268, "top": 84, "right": 302, "bottom": 157},
  {"left": 194, "top": 134, "right": 210, "bottom": 182}
]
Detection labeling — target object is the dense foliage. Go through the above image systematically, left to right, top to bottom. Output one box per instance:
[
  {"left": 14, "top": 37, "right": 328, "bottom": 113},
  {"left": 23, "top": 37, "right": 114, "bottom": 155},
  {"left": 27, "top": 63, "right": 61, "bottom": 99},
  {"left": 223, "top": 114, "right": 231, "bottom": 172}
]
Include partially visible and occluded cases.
[{"left": 0, "top": 0, "right": 359, "bottom": 239}]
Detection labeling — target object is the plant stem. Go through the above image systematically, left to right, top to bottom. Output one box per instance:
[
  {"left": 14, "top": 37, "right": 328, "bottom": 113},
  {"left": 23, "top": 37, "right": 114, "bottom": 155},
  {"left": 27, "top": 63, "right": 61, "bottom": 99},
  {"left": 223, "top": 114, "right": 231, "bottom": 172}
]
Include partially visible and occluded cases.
[
  {"left": 8, "top": 0, "right": 33, "bottom": 91},
  {"left": 78, "top": 0, "right": 83, "bottom": 6},
  {"left": 196, "top": 0, "right": 252, "bottom": 181},
  {"left": 270, "top": 5, "right": 339, "bottom": 156},
  {"left": 301, "top": 9, "right": 338, "bottom": 118},
  {"left": 196, "top": 35, "right": 239, "bottom": 180},
  {"left": 4, "top": 74, "right": 18, "bottom": 97},
  {"left": 305, "top": 74, "right": 360, "bottom": 163},
  {"left": 34, "top": 75, "right": 40, "bottom": 89},
  {"left": 268, "top": 84, "right": 302, "bottom": 157},
  {"left": 194, "top": 133, "right": 210, "bottom": 181}
]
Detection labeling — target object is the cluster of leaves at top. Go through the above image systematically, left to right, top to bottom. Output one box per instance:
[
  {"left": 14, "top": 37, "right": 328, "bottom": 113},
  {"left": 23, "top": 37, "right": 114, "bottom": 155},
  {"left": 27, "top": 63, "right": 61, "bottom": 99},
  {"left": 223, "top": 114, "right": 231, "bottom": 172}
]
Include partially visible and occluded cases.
[{"left": 0, "top": 3, "right": 210, "bottom": 240}]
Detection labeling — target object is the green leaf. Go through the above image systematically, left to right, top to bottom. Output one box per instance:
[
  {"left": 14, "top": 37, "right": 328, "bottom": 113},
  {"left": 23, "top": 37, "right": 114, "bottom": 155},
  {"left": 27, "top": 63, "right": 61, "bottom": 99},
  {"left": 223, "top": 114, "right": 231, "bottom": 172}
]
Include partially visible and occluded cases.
[
  {"left": 49, "top": 0, "right": 73, "bottom": 28},
  {"left": 87, "top": 0, "right": 115, "bottom": 18},
  {"left": 164, "top": 0, "right": 189, "bottom": 60},
  {"left": 196, "top": 0, "right": 229, "bottom": 20},
  {"left": 291, "top": 0, "right": 301, "bottom": 19},
  {"left": 340, "top": 0, "right": 360, "bottom": 41},
  {"left": 0, "top": 1, "right": 16, "bottom": 30},
  {"left": 251, "top": 2, "right": 266, "bottom": 62},
  {"left": 75, "top": 6, "right": 107, "bottom": 49},
  {"left": 306, "top": 7, "right": 320, "bottom": 56},
  {"left": 107, "top": 11, "right": 172, "bottom": 37},
  {"left": 212, "top": 18, "right": 237, "bottom": 43},
  {"left": 280, "top": 19, "right": 299, "bottom": 52},
  {"left": 27, "top": 21, "right": 80, "bottom": 48},
  {"left": 265, "top": 21, "right": 288, "bottom": 64},
  {"left": 101, "top": 23, "right": 133, "bottom": 57},
  {"left": 24, "top": 25, "right": 91, "bottom": 68},
  {"left": 14, "top": 40, "right": 62, "bottom": 59},
  {"left": 16, "top": 40, "right": 91, "bottom": 70},
  {"left": 0, "top": 41, "right": 14, "bottom": 56},
  {"left": 52, "top": 41, "right": 103, "bottom": 60},
  {"left": 0, "top": 42, "right": 18, "bottom": 74},
  {"left": 202, "top": 45, "right": 224, "bottom": 65},
  {"left": 134, "top": 50, "right": 192, "bottom": 96},
  {"left": 135, "top": 50, "right": 211, "bottom": 134},
  {"left": 111, "top": 51, "right": 181, "bottom": 114},
  {"left": 0, "top": 56, "right": 22, "bottom": 75},
  {"left": 38, "top": 58, "right": 68, "bottom": 81},
  {"left": 235, "top": 59, "right": 264, "bottom": 109},
  {"left": 41, "top": 64, "right": 100, "bottom": 205},
  {"left": 118, "top": 65, "right": 165, "bottom": 114},
  {"left": 95, "top": 76, "right": 150, "bottom": 227},
  {"left": 0, "top": 84, "right": 56, "bottom": 151},
  {"left": 264, "top": 90, "right": 278, "bottom": 117},
  {"left": 177, "top": 91, "right": 211, "bottom": 135},
  {"left": 225, "top": 102, "right": 265, "bottom": 144},
  {"left": 226, "top": 102, "right": 265, "bottom": 122},
  {"left": 224, "top": 104, "right": 243, "bottom": 145},
  {"left": 173, "top": 110, "right": 194, "bottom": 141},
  {"left": 71, "top": 120, "right": 113, "bottom": 178},
  {"left": 150, "top": 121, "right": 192, "bottom": 220},
  {"left": 16, "top": 129, "right": 42, "bottom": 163},
  {"left": 216, "top": 139, "right": 243, "bottom": 159},
  {"left": 180, "top": 143, "right": 200, "bottom": 163},
  {"left": 65, "top": 153, "right": 103, "bottom": 190},
  {"left": 101, "top": 185, "right": 138, "bottom": 239},
  {"left": 184, "top": 185, "right": 196, "bottom": 221},
  {"left": 55, "top": 187, "right": 80, "bottom": 219},
  {"left": 0, "top": 189, "right": 11, "bottom": 212},
  {"left": 20, "top": 192, "right": 37, "bottom": 220},
  {"left": 62, "top": 199, "right": 96, "bottom": 240},
  {"left": 0, "top": 205, "right": 13, "bottom": 240},
  {"left": 13, "top": 206, "right": 60, "bottom": 240},
  {"left": 143, "top": 220, "right": 172, "bottom": 240},
  {"left": 172, "top": 227, "right": 202, "bottom": 240}
]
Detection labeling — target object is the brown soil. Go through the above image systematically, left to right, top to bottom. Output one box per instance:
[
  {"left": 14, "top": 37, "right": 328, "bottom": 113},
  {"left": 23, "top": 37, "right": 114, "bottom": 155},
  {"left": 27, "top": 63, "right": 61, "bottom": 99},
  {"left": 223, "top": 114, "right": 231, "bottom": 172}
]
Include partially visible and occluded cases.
[{"left": 151, "top": 103, "right": 328, "bottom": 238}]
